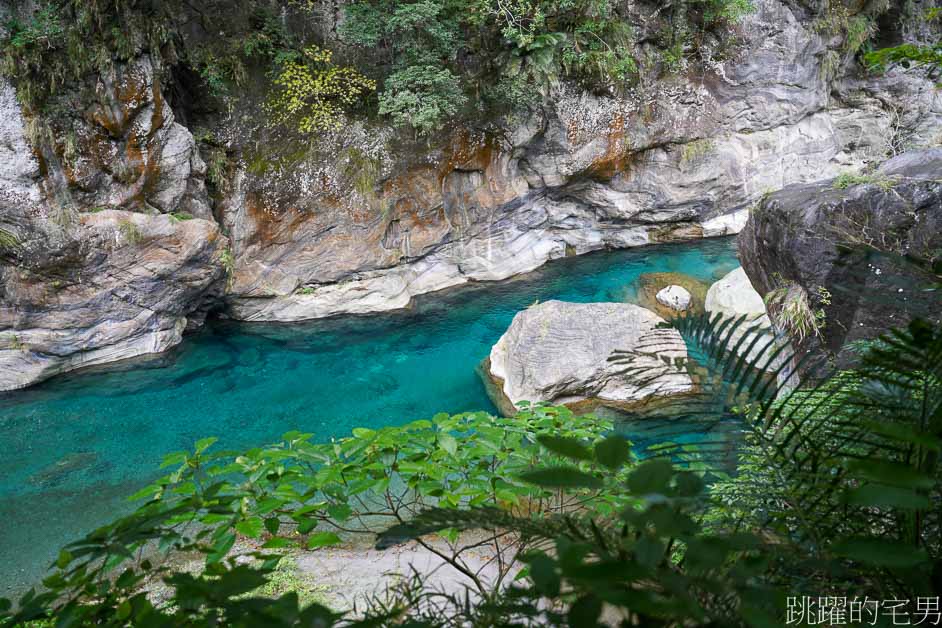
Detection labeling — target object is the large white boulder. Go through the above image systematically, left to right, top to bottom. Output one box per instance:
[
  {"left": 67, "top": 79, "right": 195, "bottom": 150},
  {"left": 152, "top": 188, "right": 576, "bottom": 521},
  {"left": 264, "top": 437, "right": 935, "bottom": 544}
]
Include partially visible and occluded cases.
[{"left": 487, "top": 301, "right": 693, "bottom": 413}]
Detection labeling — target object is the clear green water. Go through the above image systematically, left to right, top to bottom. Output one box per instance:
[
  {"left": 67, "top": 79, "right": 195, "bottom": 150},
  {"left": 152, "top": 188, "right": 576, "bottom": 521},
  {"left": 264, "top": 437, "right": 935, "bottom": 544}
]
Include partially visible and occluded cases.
[{"left": 0, "top": 237, "right": 740, "bottom": 594}]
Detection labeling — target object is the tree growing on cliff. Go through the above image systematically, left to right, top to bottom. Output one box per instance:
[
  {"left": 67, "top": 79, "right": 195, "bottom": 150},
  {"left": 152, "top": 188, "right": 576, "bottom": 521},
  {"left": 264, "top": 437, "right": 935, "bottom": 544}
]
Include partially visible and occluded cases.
[{"left": 267, "top": 45, "right": 377, "bottom": 133}]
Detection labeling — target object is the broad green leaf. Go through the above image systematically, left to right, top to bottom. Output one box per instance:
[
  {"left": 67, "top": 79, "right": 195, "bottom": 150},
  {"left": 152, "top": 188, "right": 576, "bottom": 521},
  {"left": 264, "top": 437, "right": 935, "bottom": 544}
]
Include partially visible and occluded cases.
[
  {"left": 439, "top": 433, "right": 458, "bottom": 456},
  {"left": 537, "top": 435, "right": 592, "bottom": 461},
  {"left": 595, "top": 435, "right": 631, "bottom": 469},
  {"left": 195, "top": 437, "right": 218, "bottom": 454},
  {"left": 159, "top": 451, "right": 188, "bottom": 469},
  {"left": 627, "top": 460, "right": 673, "bottom": 495},
  {"left": 845, "top": 460, "right": 935, "bottom": 489},
  {"left": 519, "top": 467, "right": 603, "bottom": 489},
  {"left": 127, "top": 484, "right": 160, "bottom": 502},
  {"left": 846, "top": 484, "right": 930, "bottom": 509},
  {"left": 327, "top": 503, "right": 353, "bottom": 522},
  {"left": 235, "top": 517, "right": 264, "bottom": 539},
  {"left": 264, "top": 517, "right": 281, "bottom": 535},
  {"left": 297, "top": 517, "right": 318, "bottom": 534},
  {"left": 307, "top": 532, "right": 342, "bottom": 549},
  {"left": 208, "top": 533, "right": 236, "bottom": 564},
  {"left": 831, "top": 537, "right": 928, "bottom": 568},
  {"left": 262, "top": 538, "right": 297, "bottom": 549},
  {"left": 528, "top": 553, "right": 560, "bottom": 597},
  {"left": 568, "top": 594, "right": 603, "bottom": 626},
  {"left": 116, "top": 600, "right": 132, "bottom": 620}
]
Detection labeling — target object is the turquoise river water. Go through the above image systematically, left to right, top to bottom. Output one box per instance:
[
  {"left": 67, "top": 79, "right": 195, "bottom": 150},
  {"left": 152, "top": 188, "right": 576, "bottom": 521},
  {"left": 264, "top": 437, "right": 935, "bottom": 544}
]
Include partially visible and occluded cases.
[{"left": 0, "top": 237, "right": 740, "bottom": 595}]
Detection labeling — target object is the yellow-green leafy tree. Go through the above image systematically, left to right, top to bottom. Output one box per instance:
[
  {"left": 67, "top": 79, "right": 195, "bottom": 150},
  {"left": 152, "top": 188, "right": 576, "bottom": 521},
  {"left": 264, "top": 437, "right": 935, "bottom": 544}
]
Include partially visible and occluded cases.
[{"left": 267, "top": 45, "right": 376, "bottom": 133}]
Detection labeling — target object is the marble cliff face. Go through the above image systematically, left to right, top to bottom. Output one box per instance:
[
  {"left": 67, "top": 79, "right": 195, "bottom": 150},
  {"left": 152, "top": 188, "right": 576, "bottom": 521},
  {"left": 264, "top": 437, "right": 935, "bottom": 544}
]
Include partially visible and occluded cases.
[{"left": 1, "top": 0, "right": 940, "bottom": 389}]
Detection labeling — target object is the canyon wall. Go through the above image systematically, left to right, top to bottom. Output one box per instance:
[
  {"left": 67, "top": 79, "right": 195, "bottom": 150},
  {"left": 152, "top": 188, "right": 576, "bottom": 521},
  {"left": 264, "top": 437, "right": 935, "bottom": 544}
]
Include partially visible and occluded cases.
[{"left": 1, "top": 0, "right": 940, "bottom": 389}]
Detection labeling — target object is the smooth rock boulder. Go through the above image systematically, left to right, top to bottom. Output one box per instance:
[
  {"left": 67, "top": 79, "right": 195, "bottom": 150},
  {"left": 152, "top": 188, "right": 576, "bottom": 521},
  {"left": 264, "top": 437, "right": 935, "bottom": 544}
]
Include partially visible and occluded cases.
[
  {"left": 739, "top": 149, "right": 942, "bottom": 368},
  {"left": 704, "top": 267, "right": 779, "bottom": 366},
  {"left": 705, "top": 268, "right": 770, "bottom": 325},
  {"left": 656, "top": 286, "right": 692, "bottom": 312},
  {"left": 486, "top": 301, "right": 693, "bottom": 414}
]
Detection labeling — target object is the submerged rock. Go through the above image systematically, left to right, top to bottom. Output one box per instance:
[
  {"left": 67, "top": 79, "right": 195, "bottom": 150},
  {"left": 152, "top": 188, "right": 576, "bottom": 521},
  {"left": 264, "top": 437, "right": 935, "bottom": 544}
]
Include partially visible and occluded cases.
[
  {"left": 739, "top": 149, "right": 942, "bottom": 368},
  {"left": 632, "top": 272, "right": 711, "bottom": 318},
  {"left": 656, "top": 285, "right": 692, "bottom": 312},
  {"left": 485, "top": 301, "right": 692, "bottom": 414}
]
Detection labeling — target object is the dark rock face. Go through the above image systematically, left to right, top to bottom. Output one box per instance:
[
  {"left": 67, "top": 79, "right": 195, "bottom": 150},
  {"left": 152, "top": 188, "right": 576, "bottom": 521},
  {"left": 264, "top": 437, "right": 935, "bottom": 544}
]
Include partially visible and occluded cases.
[{"left": 739, "top": 149, "right": 942, "bottom": 368}]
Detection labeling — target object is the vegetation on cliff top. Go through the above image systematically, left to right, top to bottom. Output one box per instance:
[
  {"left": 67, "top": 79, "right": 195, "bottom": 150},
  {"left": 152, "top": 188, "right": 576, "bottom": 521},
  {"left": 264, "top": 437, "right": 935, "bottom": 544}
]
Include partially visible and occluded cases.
[
  {"left": 0, "top": 0, "right": 753, "bottom": 136},
  {"left": 3, "top": 0, "right": 937, "bottom": 141}
]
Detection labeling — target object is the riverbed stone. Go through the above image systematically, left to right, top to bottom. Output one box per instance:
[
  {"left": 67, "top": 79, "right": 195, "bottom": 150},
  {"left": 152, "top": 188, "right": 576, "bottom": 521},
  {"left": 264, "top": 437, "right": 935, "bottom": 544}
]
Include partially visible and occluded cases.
[
  {"left": 705, "top": 268, "right": 770, "bottom": 324},
  {"left": 631, "top": 272, "right": 711, "bottom": 319},
  {"left": 656, "top": 285, "right": 692, "bottom": 312},
  {"left": 486, "top": 301, "right": 693, "bottom": 413}
]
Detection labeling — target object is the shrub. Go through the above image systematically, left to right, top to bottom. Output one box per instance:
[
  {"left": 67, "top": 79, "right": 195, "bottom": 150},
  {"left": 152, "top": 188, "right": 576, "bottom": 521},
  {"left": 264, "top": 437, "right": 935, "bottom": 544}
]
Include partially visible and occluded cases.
[
  {"left": 267, "top": 46, "right": 376, "bottom": 134},
  {"left": 378, "top": 65, "right": 467, "bottom": 134},
  {"left": 833, "top": 171, "right": 896, "bottom": 190},
  {"left": 117, "top": 219, "right": 144, "bottom": 245},
  {"left": 3, "top": 318, "right": 941, "bottom": 626},
  {"left": 0, "top": 406, "right": 631, "bottom": 625}
]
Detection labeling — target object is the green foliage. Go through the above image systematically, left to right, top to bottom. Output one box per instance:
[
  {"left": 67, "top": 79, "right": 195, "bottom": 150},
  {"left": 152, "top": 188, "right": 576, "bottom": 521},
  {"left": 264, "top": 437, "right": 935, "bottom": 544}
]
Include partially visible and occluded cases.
[
  {"left": 1, "top": 0, "right": 179, "bottom": 109},
  {"left": 339, "top": 0, "right": 752, "bottom": 130},
  {"left": 1, "top": 5, "right": 63, "bottom": 51},
  {"left": 175, "top": 6, "right": 297, "bottom": 99},
  {"left": 865, "top": 6, "right": 942, "bottom": 72},
  {"left": 865, "top": 42, "right": 942, "bottom": 72},
  {"left": 267, "top": 46, "right": 376, "bottom": 134},
  {"left": 378, "top": 66, "right": 467, "bottom": 134},
  {"left": 680, "top": 138, "right": 715, "bottom": 165},
  {"left": 336, "top": 147, "right": 383, "bottom": 198},
  {"left": 833, "top": 170, "right": 897, "bottom": 190},
  {"left": 117, "top": 219, "right": 144, "bottom": 246},
  {"left": 0, "top": 227, "right": 22, "bottom": 255},
  {"left": 219, "top": 247, "right": 235, "bottom": 279},
  {"left": 763, "top": 280, "right": 830, "bottom": 343},
  {"left": 3, "top": 314, "right": 941, "bottom": 626},
  {"left": 1, "top": 333, "right": 26, "bottom": 351},
  {"left": 0, "top": 406, "right": 628, "bottom": 626},
  {"left": 238, "top": 555, "right": 330, "bottom": 609}
]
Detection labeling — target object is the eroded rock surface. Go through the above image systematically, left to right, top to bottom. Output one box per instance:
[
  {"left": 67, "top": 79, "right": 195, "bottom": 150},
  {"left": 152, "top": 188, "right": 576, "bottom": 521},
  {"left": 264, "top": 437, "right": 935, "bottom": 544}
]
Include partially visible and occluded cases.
[
  {"left": 2, "top": 0, "right": 941, "bottom": 385},
  {"left": 216, "top": 0, "right": 941, "bottom": 321},
  {"left": 738, "top": 149, "right": 942, "bottom": 368},
  {"left": 0, "top": 211, "right": 227, "bottom": 391},
  {"left": 486, "top": 301, "right": 692, "bottom": 413}
]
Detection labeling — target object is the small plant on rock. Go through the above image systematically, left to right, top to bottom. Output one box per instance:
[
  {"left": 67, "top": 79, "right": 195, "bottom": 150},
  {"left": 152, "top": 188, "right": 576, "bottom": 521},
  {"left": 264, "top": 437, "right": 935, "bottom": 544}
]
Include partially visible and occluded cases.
[{"left": 117, "top": 219, "right": 144, "bottom": 245}]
